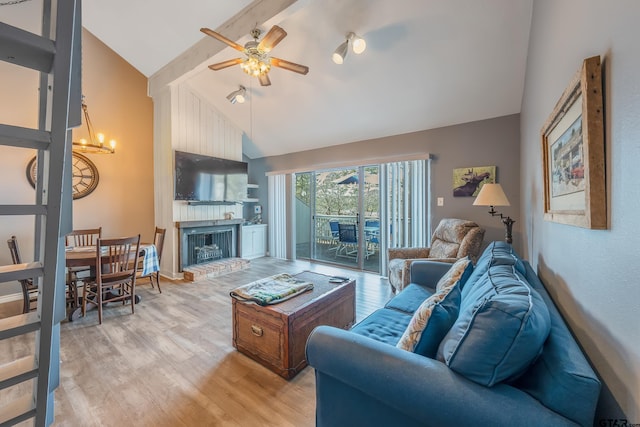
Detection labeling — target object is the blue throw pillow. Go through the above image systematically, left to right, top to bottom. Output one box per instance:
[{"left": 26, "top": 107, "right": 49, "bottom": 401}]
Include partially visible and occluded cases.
[
  {"left": 437, "top": 264, "right": 551, "bottom": 387},
  {"left": 396, "top": 278, "right": 462, "bottom": 358},
  {"left": 413, "top": 281, "right": 461, "bottom": 357}
]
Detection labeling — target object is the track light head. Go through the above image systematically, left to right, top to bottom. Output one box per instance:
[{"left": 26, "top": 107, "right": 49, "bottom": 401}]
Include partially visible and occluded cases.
[
  {"left": 348, "top": 32, "right": 366, "bottom": 54},
  {"left": 332, "top": 40, "right": 349, "bottom": 64},
  {"left": 226, "top": 85, "right": 246, "bottom": 104}
]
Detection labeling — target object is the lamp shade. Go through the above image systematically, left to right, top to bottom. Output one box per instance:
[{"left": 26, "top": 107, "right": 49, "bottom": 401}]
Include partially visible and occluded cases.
[{"left": 473, "top": 183, "right": 510, "bottom": 206}]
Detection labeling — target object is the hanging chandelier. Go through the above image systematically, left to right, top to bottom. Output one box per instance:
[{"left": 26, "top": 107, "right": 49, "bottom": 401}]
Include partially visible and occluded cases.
[{"left": 72, "top": 96, "right": 116, "bottom": 154}]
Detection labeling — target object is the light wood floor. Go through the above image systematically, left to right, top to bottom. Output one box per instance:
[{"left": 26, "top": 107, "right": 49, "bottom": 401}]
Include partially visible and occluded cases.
[{"left": 0, "top": 257, "right": 393, "bottom": 426}]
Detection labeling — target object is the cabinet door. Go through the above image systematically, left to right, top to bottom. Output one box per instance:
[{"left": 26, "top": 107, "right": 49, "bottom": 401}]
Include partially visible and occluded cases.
[
  {"left": 241, "top": 225, "right": 267, "bottom": 259},
  {"left": 254, "top": 226, "right": 266, "bottom": 257},
  {"left": 241, "top": 228, "right": 255, "bottom": 258}
]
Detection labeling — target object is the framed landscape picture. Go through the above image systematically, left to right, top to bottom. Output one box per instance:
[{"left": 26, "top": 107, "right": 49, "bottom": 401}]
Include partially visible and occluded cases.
[
  {"left": 541, "top": 56, "right": 606, "bottom": 229},
  {"left": 452, "top": 166, "right": 495, "bottom": 197}
]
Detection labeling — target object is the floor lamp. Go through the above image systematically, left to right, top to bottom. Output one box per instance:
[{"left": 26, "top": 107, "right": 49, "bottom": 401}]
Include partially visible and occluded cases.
[{"left": 473, "top": 183, "right": 515, "bottom": 244}]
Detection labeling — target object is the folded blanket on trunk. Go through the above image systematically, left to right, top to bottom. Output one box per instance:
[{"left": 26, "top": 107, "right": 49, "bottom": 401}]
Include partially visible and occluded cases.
[{"left": 230, "top": 273, "right": 314, "bottom": 305}]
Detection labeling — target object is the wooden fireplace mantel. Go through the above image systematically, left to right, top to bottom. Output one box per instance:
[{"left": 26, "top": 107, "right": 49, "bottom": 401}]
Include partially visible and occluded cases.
[{"left": 176, "top": 219, "right": 245, "bottom": 229}]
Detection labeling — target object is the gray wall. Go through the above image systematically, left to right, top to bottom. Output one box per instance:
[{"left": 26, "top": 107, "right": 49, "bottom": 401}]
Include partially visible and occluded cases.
[
  {"left": 521, "top": 0, "right": 640, "bottom": 419},
  {"left": 249, "top": 114, "right": 520, "bottom": 251}
]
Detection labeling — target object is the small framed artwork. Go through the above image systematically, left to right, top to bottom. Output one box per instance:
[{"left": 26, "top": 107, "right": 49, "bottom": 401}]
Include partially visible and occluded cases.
[
  {"left": 541, "top": 56, "right": 606, "bottom": 229},
  {"left": 453, "top": 166, "right": 496, "bottom": 197}
]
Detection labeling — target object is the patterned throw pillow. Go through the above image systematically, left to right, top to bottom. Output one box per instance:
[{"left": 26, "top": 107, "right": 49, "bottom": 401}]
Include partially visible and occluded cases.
[
  {"left": 436, "top": 256, "right": 472, "bottom": 292},
  {"left": 396, "top": 277, "right": 463, "bottom": 356},
  {"left": 396, "top": 292, "right": 445, "bottom": 352}
]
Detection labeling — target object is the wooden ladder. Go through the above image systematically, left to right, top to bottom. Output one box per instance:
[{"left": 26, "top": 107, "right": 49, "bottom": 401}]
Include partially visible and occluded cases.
[{"left": 0, "top": 0, "right": 80, "bottom": 425}]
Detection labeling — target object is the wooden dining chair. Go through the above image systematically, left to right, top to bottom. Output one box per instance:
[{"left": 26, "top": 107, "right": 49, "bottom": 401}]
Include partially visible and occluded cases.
[
  {"left": 65, "top": 227, "right": 102, "bottom": 307},
  {"left": 66, "top": 227, "right": 101, "bottom": 247},
  {"left": 136, "top": 227, "right": 166, "bottom": 293},
  {"left": 7, "top": 235, "right": 39, "bottom": 314},
  {"left": 82, "top": 235, "right": 140, "bottom": 325}
]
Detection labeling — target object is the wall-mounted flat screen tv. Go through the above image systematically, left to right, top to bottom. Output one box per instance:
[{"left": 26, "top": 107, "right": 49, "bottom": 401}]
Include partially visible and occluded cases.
[{"left": 174, "top": 150, "right": 248, "bottom": 202}]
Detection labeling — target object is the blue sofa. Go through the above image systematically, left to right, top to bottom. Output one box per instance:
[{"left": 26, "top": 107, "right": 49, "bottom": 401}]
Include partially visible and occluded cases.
[{"left": 306, "top": 242, "right": 600, "bottom": 427}]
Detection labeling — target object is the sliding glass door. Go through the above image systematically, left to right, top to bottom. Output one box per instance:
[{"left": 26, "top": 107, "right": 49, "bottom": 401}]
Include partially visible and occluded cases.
[
  {"left": 293, "top": 158, "right": 429, "bottom": 275},
  {"left": 295, "top": 166, "right": 380, "bottom": 272}
]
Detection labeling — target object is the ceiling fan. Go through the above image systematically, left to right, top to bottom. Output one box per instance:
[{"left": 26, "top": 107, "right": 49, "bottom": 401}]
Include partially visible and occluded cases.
[{"left": 200, "top": 25, "right": 309, "bottom": 87}]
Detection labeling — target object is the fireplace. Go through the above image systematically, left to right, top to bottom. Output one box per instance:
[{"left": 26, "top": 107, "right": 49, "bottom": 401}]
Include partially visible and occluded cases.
[{"left": 177, "top": 219, "right": 244, "bottom": 271}]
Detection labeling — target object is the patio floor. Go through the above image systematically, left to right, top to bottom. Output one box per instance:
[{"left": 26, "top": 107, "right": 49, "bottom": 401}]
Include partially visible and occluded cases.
[{"left": 296, "top": 241, "right": 381, "bottom": 273}]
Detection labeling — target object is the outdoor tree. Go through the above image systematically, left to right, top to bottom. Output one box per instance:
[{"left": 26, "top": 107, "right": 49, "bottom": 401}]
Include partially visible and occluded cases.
[
  {"left": 295, "top": 168, "right": 380, "bottom": 218},
  {"left": 295, "top": 173, "right": 311, "bottom": 205}
]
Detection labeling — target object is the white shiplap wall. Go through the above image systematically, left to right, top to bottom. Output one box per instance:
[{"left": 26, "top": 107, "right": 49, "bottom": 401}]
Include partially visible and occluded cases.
[
  {"left": 154, "top": 82, "right": 244, "bottom": 278},
  {"left": 172, "top": 83, "right": 244, "bottom": 222}
]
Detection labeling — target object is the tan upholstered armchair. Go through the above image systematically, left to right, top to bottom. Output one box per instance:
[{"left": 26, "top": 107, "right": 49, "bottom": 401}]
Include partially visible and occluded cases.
[{"left": 387, "top": 218, "right": 485, "bottom": 292}]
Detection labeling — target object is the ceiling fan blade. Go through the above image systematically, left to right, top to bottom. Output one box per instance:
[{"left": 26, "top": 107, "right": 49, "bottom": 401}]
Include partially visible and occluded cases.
[
  {"left": 257, "top": 25, "right": 287, "bottom": 52},
  {"left": 200, "top": 27, "right": 245, "bottom": 52},
  {"left": 270, "top": 57, "right": 309, "bottom": 75},
  {"left": 208, "top": 58, "right": 243, "bottom": 71},
  {"left": 258, "top": 73, "right": 271, "bottom": 87}
]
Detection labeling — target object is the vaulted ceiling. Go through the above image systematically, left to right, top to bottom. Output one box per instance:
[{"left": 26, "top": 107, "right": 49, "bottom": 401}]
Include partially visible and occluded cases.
[{"left": 5, "top": 0, "right": 533, "bottom": 159}]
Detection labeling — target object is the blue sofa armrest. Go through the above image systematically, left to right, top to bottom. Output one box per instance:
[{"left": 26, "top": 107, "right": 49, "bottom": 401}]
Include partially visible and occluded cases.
[
  {"left": 409, "top": 260, "right": 453, "bottom": 289},
  {"left": 306, "top": 326, "right": 578, "bottom": 427}
]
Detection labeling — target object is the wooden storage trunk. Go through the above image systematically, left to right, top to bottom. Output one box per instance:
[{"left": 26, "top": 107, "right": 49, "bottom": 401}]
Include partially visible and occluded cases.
[{"left": 232, "top": 271, "right": 356, "bottom": 379}]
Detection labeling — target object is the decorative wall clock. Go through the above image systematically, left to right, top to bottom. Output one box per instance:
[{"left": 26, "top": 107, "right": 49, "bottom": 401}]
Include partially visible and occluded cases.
[{"left": 26, "top": 152, "right": 100, "bottom": 199}]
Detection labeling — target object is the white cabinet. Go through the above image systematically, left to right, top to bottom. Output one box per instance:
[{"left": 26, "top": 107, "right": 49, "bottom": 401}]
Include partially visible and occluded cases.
[{"left": 241, "top": 224, "right": 267, "bottom": 259}]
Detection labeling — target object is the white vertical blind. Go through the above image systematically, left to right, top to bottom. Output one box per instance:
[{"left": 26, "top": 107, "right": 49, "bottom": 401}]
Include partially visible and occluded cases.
[
  {"left": 381, "top": 158, "right": 430, "bottom": 275},
  {"left": 411, "top": 159, "right": 426, "bottom": 245},
  {"left": 268, "top": 174, "right": 287, "bottom": 259}
]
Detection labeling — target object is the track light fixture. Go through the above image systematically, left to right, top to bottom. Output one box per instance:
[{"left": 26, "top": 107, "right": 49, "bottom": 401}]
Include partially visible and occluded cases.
[
  {"left": 332, "top": 32, "right": 367, "bottom": 64},
  {"left": 226, "top": 85, "right": 246, "bottom": 104}
]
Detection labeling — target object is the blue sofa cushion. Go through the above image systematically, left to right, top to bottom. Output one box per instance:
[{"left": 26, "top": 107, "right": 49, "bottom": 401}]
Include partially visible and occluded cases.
[
  {"left": 462, "top": 241, "right": 526, "bottom": 296},
  {"left": 514, "top": 262, "right": 601, "bottom": 427},
  {"left": 437, "top": 264, "right": 551, "bottom": 387},
  {"left": 396, "top": 278, "right": 462, "bottom": 357},
  {"left": 385, "top": 283, "right": 434, "bottom": 314},
  {"left": 350, "top": 308, "right": 413, "bottom": 346}
]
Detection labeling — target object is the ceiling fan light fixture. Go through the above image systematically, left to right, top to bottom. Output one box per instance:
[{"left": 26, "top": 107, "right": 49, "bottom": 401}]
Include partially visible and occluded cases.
[
  {"left": 202, "top": 25, "right": 308, "bottom": 86},
  {"left": 348, "top": 32, "right": 366, "bottom": 54},
  {"left": 332, "top": 40, "right": 349, "bottom": 64},
  {"left": 240, "top": 56, "right": 271, "bottom": 77},
  {"left": 226, "top": 85, "right": 246, "bottom": 104}
]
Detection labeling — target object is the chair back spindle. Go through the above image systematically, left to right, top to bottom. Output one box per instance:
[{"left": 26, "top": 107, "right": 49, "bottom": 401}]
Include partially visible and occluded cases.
[{"left": 66, "top": 227, "right": 102, "bottom": 247}]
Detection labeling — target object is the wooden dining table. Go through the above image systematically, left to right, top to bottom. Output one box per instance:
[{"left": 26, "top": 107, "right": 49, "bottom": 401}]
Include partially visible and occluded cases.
[{"left": 65, "top": 243, "right": 159, "bottom": 321}]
